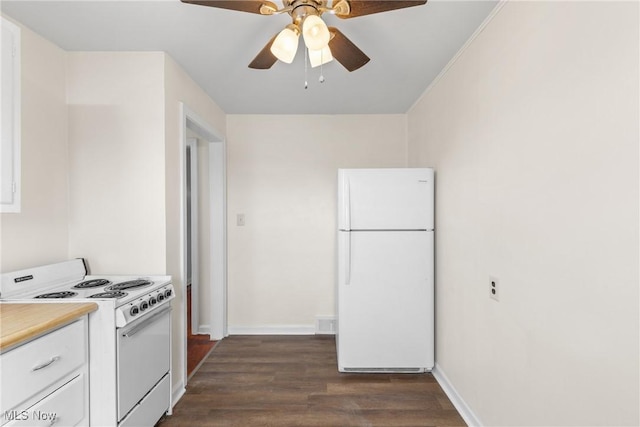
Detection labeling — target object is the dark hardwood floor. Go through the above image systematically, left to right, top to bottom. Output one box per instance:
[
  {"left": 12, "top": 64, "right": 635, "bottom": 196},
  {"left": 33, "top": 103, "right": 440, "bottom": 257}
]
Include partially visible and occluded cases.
[{"left": 160, "top": 335, "right": 465, "bottom": 426}]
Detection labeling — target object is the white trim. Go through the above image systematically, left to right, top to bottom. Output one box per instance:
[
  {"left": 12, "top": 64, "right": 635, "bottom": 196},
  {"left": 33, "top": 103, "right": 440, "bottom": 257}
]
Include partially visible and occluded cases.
[
  {"left": 408, "top": 0, "right": 509, "bottom": 113},
  {"left": 1, "top": 17, "right": 21, "bottom": 213},
  {"left": 179, "top": 103, "right": 227, "bottom": 391},
  {"left": 178, "top": 104, "right": 187, "bottom": 395},
  {"left": 186, "top": 137, "right": 200, "bottom": 334},
  {"left": 209, "top": 139, "right": 227, "bottom": 340},
  {"left": 196, "top": 324, "right": 211, "bottom": 335},
  {"left": 228, "top": 325, "right": 316, "bottom": 335},
  {"left": 432, "top": 363, "right": 483, "bottom": 427},
  {"left": 171, "top": 382, "right": 186, "bottom": 409}
]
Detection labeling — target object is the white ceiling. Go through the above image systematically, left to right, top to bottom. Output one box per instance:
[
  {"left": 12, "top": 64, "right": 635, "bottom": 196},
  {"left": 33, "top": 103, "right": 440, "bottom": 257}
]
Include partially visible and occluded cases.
[{"left": 1, "top": 0, "right": 498, "bottom": 114}]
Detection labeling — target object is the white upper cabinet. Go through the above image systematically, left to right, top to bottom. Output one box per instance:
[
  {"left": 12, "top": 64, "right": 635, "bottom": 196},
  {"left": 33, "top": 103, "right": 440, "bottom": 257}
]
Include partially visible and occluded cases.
[{"left": 1, "top": 17, "right": 21, "bottom": 213}]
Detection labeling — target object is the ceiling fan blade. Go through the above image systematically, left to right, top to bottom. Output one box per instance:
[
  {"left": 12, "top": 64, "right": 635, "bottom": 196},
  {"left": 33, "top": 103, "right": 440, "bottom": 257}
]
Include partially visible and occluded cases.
[
  {"left": 180, "top": 0, "right": 276, "bottom": 15},
  {"left": 335, "top": 0, "right": 427, "bottom": 18},
  {"left": 328, "top": 27, "right": 370, "bottom": 72},
  {"left": 248, "top": 35, "right": 278, "bottom": 69}
]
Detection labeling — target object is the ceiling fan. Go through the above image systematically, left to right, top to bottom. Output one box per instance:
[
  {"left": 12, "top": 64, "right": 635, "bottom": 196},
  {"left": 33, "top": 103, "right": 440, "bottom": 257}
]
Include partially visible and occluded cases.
[{"left": 180, "top": 0, "right": 427, "bottom": 72}]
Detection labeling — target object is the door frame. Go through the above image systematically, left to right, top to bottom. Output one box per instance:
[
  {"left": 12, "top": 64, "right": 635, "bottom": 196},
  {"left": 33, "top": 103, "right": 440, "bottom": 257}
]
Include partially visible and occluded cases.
[
  {"left": 179, "top": 103, "right": 227, "bottom": 378},
  {"left": 186, "top": 137, "right": 200, "bottom": 332}
]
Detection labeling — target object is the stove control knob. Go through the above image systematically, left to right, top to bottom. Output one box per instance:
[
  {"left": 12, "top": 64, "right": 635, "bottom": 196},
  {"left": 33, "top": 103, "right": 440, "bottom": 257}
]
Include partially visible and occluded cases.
[
  {"left": 164, "top": 289, "right": 173, "bottom": 299},
  {"left": 157, "top": 294, "right": 165, "bottom": 302},
  {"left": 149, "top": 296, "right": 157, "bottom": 306},
  {"left": 140, "top": 301, "right": 149, "bottom": 312},
  {"left": 130, "top": 306, "right": 140, "bottom": 316}
]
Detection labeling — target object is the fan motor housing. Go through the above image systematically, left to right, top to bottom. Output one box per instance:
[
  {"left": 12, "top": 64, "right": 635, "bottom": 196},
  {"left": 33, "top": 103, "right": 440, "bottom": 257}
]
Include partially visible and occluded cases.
[
  {"left": 284, "top": 0, "right": 327, "bottom": 8},
  {"left": 287, "top": 0, "right": 329, "bottom": 22}
]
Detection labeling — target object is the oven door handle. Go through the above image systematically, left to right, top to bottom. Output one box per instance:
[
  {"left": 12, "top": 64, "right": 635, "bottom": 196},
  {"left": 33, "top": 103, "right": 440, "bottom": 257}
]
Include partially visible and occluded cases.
[{"left": 121, "top": 305, "right": 171, "bottom": 338}]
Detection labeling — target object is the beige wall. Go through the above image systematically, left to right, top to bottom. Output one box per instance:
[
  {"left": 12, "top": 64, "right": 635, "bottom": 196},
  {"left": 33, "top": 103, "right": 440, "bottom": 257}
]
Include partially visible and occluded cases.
[
  {"left": 407, "top": 2, "right": 639, "bottom": 425},
  {"left": 2, "top": 16, "right": 225, "bottom": 400},
  {"left": 0, "top": 17, "right": 69, "bottom": 272},
  {"left": 66, "top": 52, "right": 167, "bottom": 275},
  {"left": 163, "top": 52, "right": 226, "bottom": 292},
  {"left": 226, "top": 114, "right": 407, "bottom": 331}
]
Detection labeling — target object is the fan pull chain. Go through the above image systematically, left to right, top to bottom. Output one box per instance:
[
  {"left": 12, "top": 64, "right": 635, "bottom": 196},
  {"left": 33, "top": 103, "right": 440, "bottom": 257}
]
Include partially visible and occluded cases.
[
  {"left": 304, "top": 48, "right": 308, "bottom": 89},
  {"left": 319, "top": 50, "right": 325, "bottom": 83}
]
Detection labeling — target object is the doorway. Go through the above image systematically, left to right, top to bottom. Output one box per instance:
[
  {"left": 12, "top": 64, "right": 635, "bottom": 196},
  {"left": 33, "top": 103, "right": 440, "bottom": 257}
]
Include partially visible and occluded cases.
[
  {"left": 180, "top": 104, "right": 227, "bottom": 384},
  {"left": 185, "top": 136, "right": 216, "bottom": 377}
]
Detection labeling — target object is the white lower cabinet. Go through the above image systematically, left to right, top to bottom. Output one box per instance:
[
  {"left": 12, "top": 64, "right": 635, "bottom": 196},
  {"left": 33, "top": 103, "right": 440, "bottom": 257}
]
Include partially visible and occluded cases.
[
  {"left": 1, "top": 318, "right": 89, "bottom": 426},
  {"left": 4, "top": 374, "right": 86, "bottom": 427}
]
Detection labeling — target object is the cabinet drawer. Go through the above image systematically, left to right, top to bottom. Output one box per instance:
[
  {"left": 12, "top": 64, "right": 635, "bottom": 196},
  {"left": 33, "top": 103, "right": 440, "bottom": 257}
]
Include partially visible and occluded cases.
[
  {"left": 1, "top": 319, "right": 86, "bottom": 412},
  {"left": 3, "top": 373, "right": 87, "bottom": 427}
]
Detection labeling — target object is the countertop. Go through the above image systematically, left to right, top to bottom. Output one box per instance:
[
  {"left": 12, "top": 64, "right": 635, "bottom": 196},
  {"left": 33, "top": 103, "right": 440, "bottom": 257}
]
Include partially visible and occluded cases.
[{"left": 0, "top": 302, "right": 98, "bottom": 352}]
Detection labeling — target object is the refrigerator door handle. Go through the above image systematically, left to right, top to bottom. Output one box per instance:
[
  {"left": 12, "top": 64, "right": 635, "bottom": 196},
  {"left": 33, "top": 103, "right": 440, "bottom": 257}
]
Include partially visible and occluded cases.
[
  {"left": 345, "top": 178, "right": 351, "bottom": 231},
  {"left": 345, "top": 232, "right": 351, "bottom": 285}
]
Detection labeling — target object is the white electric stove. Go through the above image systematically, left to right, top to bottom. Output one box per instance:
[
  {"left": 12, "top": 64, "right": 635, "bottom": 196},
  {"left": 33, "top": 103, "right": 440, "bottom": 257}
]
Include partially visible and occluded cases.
[{"left": 0, "top": 259, "right": 174, "bottom": 427}]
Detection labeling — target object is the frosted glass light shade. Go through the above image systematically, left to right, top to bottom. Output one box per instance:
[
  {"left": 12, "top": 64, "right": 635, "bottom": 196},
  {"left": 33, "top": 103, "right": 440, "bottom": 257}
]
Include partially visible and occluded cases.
[
  {"left": 302, "top": 15, "right": 330, "bottom": 51},
  {"left": 270, "top": 26, "right": 299, "bottom": 64},
  {"left": 309, "top": 46, "right": 333, "bottom": 68}
]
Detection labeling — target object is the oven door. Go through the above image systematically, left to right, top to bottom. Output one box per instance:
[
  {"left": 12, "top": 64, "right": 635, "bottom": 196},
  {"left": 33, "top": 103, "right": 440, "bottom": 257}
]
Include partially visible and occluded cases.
[{"left": 117, "top": 305, "right": 171, "bottom": 422}]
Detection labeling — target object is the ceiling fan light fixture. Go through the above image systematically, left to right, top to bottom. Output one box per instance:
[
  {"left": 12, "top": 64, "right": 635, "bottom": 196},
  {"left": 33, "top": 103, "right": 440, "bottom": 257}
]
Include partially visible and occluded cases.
[
  {"left": 302, "top": 14, "right": 330, "bottom": 51},
  {"left": 270, "top": 24, "right": 300, "bottom": 64},
  {"left": 309, "top": 46, "right": 333, "bottom": 68}
]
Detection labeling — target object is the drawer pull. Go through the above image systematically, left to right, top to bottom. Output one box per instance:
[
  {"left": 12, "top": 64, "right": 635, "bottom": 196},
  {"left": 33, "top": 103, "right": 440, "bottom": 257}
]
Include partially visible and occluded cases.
[{"left": 32, "top": 356, "right": 61, "bottom": 371}]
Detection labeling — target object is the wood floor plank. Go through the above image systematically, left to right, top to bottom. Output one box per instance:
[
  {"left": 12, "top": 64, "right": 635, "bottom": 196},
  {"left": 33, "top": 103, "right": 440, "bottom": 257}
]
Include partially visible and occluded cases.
[
  {"left": 158, "top": 335, "right": 465, "bottom": 427},
  {"left": 325, "top": 382, "right": 443, "bottom": 395}
]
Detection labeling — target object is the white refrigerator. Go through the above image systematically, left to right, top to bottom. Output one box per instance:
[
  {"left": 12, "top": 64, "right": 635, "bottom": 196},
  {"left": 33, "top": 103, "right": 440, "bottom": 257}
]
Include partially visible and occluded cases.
[{"left": 336, "top": 168, "right": 434, "bottom": 373}]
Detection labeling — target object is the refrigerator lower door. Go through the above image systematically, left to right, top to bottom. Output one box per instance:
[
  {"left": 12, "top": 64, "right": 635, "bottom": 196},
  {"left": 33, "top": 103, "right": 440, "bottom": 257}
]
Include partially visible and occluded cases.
[{"left": 337, "top": 230, "right": 434, "bottom": 372}]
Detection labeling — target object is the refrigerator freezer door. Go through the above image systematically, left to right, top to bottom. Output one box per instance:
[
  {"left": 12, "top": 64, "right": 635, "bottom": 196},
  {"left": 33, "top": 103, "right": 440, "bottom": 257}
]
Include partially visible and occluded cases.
[
  {"left": 338, "top": 168, "right": 434, "bottom": 231},
  {"left": 337, "top": 230, "right": 434, "bottom": 371}
]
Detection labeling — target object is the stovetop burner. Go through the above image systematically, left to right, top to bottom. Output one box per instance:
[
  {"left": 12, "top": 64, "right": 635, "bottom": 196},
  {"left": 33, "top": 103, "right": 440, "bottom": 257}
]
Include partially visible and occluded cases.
[
  {"left": 73, "top": 278, "right": 112, "bottom": 289},
  {"left": 106, "top": 279, "right": 152, "bottom": 291},
  {"left": 34, "top": 291, "right": 78, "bottom": 299},
  {"left": 88, "top": 291, "right": 127, "bottom": 299}
]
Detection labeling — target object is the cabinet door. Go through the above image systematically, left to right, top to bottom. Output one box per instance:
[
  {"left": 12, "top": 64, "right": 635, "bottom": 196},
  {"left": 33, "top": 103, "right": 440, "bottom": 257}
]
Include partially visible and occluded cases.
[{"left": 1, "top": 17, "right": 20, "bottom": 213}]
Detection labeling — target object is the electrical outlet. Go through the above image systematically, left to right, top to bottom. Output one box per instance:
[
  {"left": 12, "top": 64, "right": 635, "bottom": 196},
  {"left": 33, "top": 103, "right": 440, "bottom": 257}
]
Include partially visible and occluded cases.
[
  {"left": 237, "top": 213, "right": 245, "bottom": 226},
  {"left": 490, "top": 276, "right": 499, "bottom": 301}
]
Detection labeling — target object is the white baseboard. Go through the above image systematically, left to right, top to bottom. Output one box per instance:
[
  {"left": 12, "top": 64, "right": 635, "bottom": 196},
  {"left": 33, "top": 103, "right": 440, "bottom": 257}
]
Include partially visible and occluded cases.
[
  {"left": 196, "top": 324, "right": 211, "bottom": 335},
  {"left": 227, "top": 325, "right": 316, "bottom": 335},
  {"left": 432, "top": 363, "right": 482, "bottom": 427}
]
